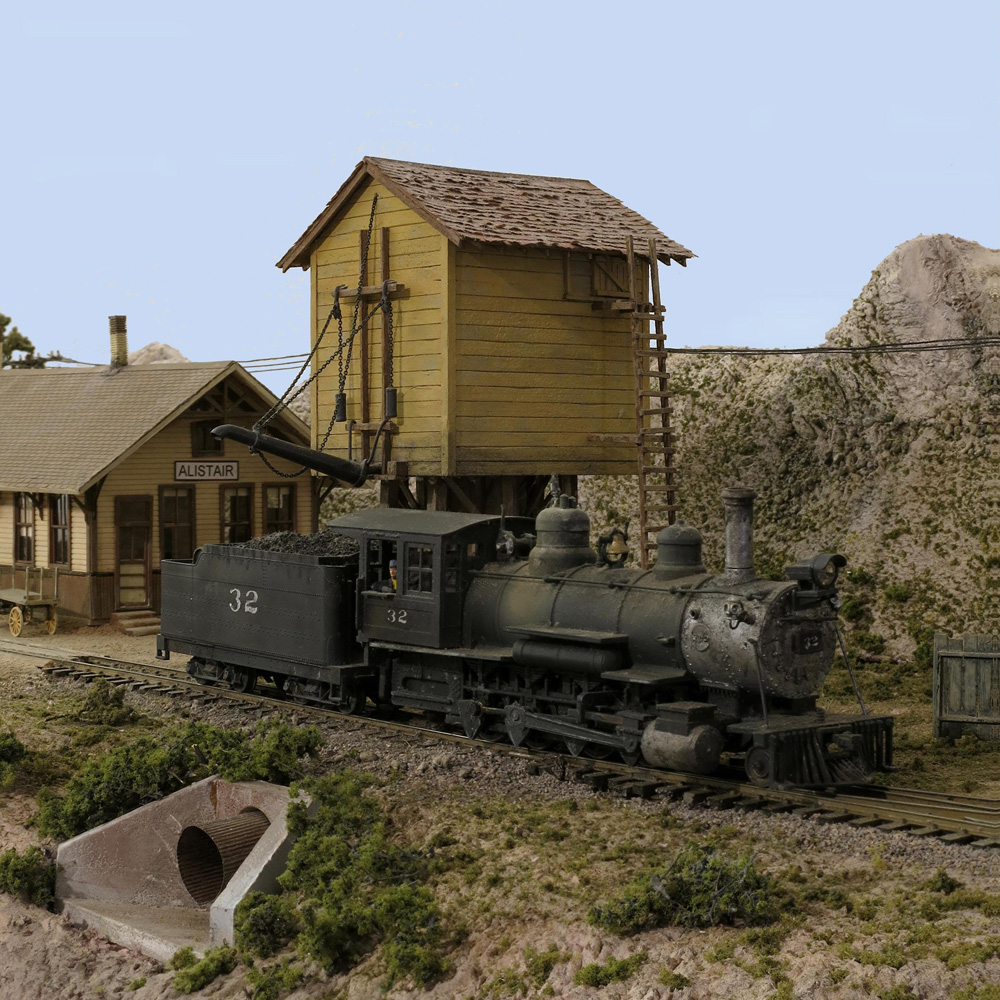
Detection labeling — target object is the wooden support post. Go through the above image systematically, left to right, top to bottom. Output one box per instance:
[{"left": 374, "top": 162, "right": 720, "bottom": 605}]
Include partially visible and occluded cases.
[
  {"left": 380, "top": 227, "right": 393, "bottom": 466},
  {"left": 358, "top": 229, "right": 371, "bottom": 456},
  {"left": 426, "top": 478, "right": 449, "bottom": 511},
  {"left": 501, "top": 478, "right": 518, "bottom": 516}
]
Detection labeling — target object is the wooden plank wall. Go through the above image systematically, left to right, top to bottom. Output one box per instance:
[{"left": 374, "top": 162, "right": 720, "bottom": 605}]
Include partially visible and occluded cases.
[
  {"left": 309, "top": 180, "right": 444, "bottom": 475},
  {"left": 453, "top": 246, "right": 641, "bottom": 475},
  {"left": 95, "top": 418, "right": 312, "bottom": 574},
  {"left": 0, "top": 492, "right": 86, "bottom": 572},
  {"left": 0, "top": 493, "right": 11, "bottom": 564},
  {"left": 71, "top": 505, "right": 88, "bottom": 570}
]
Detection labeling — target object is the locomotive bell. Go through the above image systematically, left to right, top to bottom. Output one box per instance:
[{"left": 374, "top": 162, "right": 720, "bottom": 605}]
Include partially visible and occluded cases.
[
  {"left": 527, "top": 506, "right": 596, "bottom": 575},
  {"left": 653, "top": 521, "right": 706, "bottom": 580}
]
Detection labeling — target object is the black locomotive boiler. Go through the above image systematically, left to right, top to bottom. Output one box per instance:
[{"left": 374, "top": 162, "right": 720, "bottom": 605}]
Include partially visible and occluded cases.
[{"left": 157, "top": 458, "right": 892, "bottom": 790}]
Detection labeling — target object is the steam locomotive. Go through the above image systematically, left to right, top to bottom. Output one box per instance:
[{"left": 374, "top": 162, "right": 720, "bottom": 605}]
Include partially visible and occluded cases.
[{"left": 157, "top": 427, "right": 893, "bottom": 789}]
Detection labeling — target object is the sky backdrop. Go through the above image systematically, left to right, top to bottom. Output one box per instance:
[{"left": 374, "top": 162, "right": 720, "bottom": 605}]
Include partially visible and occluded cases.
[{"left": 2, "top": 0, "right": 998, "bottom": 395}]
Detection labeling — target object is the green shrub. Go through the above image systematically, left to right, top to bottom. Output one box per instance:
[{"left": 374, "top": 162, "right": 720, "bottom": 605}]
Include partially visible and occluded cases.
[
  {"left": 883, "top": 583, "right": 914, "bottom": 603},
  {"left": 839, "top": 596, "right": 872, "bottom": 623},
  {"left": 856, "top": 632, "right": 886, "bottom": 655},
  {"left": 79, "top": 678, "right": 137, "bottom": 726},
  {"left": 35, "top": 719, "right": 321, "bottom": 839},
  {"left": 0, "top": 730, "right": 27, "bottom": 788},
  {"left": 0, "top": 731, "right": 27, "bottom": 764},
  {"left": 956, "top": 734, "right": 985, "bottom": 757},
  {"left": 275, "top": 772, "right": 447, "bottom": 985},
  {"left": 588, "top": 842, "right": 780, "bottom": 934},
  {"left": 0, "top": 846, "right": 56, "bottom": 908},
  {"left": 921, "top": 868, "right": 963, "bottom": 895},
  {"left": 235, "top": 892, "right": 300, "bottom": 958},
  {"left": 172, "top": 946, "right": 238, "bottom": 993},
  {"left": 524, "top": 946, "right": 568, "bottom": 987},
  {"left": 168, "top": 947, "right": 197, "bottom": 970},
  {"left": 574, "top": 953, "right": 646, "bottom": 987},
  {"left": 244, "top": 958, "right": 304, "bottom": 1000},
  {"left": 659, "top": 968, "right": 691, "bottom": 989},
  {"left": 127, "top": 978, "right": 146, "bottom": 991},
  {"left": 878, "top": 983, "right": 918, "bottom": 1000},
  {"left": 952, "top": 987, "right": 1000, "bottom": 1000}
]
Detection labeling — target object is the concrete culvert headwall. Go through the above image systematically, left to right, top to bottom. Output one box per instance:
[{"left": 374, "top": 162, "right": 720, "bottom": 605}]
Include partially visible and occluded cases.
[{"left": 177, "top": 808, "right": 270, "bottom": 905}]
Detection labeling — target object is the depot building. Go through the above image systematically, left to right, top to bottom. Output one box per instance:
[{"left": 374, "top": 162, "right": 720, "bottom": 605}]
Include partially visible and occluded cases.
[{"left": 0, "top": 320, "right": 315, "bottom": 623}]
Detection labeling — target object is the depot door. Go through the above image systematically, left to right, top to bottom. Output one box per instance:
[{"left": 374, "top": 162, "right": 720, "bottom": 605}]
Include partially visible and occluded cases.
[{"left": 115, "top": 496, "right": 152, "bottom": 609}]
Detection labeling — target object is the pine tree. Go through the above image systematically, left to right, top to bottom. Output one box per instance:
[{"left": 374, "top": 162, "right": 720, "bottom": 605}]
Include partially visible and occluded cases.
[{"left": 0, "top": 314, "right": 66, "bottom": 368}]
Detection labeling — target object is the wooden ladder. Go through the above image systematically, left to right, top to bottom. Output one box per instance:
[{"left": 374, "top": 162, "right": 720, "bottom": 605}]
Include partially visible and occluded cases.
[{"left": 627, "top": 236, "right": 678, "bottom": 568}]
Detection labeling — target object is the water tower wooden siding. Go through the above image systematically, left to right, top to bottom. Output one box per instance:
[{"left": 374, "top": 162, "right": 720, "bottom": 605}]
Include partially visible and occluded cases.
[{"left": 278, "top": 158, "right": 693, "bottom": 513}]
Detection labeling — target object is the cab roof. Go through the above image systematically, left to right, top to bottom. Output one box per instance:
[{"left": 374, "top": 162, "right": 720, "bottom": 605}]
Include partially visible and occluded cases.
[{"left": 328, "top": 508, "right": 500, "bottom": 538}]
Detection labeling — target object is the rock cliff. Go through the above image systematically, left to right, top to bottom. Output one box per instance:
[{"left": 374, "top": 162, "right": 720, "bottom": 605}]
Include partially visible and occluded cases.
[{"left": 582, "top": 234, "right": 1000, "bottom": 661}]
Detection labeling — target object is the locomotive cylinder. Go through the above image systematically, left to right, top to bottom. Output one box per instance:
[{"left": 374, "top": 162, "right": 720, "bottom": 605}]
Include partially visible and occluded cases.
[{"left": 640, "top": 722, "right": 724, "bottom": 773}]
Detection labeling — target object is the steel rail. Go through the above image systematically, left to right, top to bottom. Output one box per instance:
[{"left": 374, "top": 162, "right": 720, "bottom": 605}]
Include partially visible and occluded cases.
[{"left": 1, "top": 638, "right": 996, "bottom": 848}]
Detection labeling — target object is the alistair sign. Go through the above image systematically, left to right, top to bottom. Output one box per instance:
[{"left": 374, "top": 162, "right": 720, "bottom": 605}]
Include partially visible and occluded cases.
[{"left": 174, "top": 461, "right": 239, "bottom": 481}]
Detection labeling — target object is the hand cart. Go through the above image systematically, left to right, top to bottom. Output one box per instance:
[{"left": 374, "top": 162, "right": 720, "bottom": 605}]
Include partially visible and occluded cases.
[{"left": 0, "top": 565, "right": 59, "bottom": 637}]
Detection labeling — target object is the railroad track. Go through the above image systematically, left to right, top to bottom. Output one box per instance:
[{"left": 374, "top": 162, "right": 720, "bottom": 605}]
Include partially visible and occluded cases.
[{"left": 2, "top": 637, "right": 997, "bottom": 849}]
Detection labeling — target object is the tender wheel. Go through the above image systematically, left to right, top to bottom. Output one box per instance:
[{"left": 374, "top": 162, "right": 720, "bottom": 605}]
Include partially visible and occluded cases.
[
  {"left": 8, "top": 607, "right": 23, "bottom": 638},
  {"left": 46, "top": 612, "right": 57, "bottom": 635},
  {"left": 229, "top": 668, "right": 256, "bottom": 694},
  {"left": 338, "top": 690, "right": 363, "bottom": 715},
  {"left": 745, "top": 746, "right": 772, "bottom": 787}
]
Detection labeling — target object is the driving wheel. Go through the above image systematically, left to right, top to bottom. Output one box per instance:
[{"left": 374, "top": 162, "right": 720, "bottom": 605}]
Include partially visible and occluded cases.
[{"left": 745, "top": 746, "right": 772, "bottom": 787}]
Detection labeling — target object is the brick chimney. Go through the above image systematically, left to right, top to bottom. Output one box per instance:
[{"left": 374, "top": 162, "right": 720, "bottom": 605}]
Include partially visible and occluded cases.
[{"left": 109, "top": 315, "right": 128, "bottom": 369}]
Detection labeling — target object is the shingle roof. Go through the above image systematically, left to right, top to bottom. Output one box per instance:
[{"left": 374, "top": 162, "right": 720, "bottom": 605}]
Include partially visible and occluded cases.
[
  {"left": 278, "top": 157, "right": 694, "bottom": 271},
  {"left": 0, "top": 362, "right": 308, "bottom": 494}
]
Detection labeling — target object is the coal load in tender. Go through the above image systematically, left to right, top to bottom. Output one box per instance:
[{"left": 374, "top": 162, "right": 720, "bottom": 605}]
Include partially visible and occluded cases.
[{"left": 238, "top": 526, "right": 360, "bottom": 557}]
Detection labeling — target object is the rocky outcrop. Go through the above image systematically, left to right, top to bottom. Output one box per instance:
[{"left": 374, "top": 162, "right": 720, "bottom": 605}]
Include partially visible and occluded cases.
[
  {"left": 582, "top": 235, "right": 1000, "bottom": 660},
  {"left": 127, "top": 342, "right": 190, "bottom": 365}
]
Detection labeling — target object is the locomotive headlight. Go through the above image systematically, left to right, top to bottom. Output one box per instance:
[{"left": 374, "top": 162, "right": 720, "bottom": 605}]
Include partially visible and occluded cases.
[{"left": 785, "top": 553, "right": 846, "bottom": 589}]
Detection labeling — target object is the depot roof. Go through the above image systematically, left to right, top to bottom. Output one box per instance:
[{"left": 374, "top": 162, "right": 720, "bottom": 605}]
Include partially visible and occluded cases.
[{"left": 0, "top": 362, "right": 309, "bottom": 494}]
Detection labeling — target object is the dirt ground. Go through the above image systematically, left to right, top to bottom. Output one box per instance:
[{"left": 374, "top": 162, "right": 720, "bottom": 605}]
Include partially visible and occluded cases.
[{"left": 1, "top": 624, "right": 999, "bottom": 1000}]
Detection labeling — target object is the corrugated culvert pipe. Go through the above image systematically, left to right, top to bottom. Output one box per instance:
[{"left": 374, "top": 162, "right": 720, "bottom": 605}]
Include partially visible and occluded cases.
[{"left": 177, "top": 808, "right": 270, "bottom": 905}]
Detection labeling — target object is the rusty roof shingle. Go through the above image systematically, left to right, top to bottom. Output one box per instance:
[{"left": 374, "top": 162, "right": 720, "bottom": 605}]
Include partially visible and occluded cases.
[
  {"left": 278, "top": 157, "right": 694, "bottom": 271},
  {"left": 0, "top": 362, "right": 307, "bottom": 494}
]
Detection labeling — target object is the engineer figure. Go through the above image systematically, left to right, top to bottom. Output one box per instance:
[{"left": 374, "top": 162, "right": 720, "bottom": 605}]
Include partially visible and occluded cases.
[{"left": 378, "top": 559, "right": 398, "bottom": 593}]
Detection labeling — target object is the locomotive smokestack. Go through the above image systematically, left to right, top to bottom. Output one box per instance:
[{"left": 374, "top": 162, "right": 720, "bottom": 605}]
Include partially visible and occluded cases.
[{"left": 721, "top": 486, "right": 757, "bottom": 584}]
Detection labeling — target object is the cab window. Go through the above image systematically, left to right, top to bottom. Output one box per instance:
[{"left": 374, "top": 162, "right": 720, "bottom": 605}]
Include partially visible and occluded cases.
[
  {"left": 366, "top": 539, "right": 397, "bottom": 590},
  {"left": 444, "top": 542, "right": 460, "bottom": 592},
  {"left": 406, "top": 543, "right": 434, "bottom": 593}
]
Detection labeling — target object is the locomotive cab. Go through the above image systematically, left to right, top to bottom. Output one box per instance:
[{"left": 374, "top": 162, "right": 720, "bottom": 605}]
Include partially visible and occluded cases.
[{"left": 329, "top": 509, "right": 505, "bottom": 649}]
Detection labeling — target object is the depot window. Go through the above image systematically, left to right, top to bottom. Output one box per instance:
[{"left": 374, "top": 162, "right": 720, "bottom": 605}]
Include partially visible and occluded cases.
[
  {"left": 191, "top": 420, "right": 224, "bottom": 456},
  {"left": 263, "top": 484, "right": 295, "bottom": 535},
  {"left": 221, "top": 486, "right": 252, "bottom": 543},
  {"left": 161, "top": 487, "right": 194, "bottom": 559},
  {"left": 14, "top": 493, "right": 34, "bottom": 564},
  {"left": 49, "top": 494, "right": 70, "bottom": 565}
]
